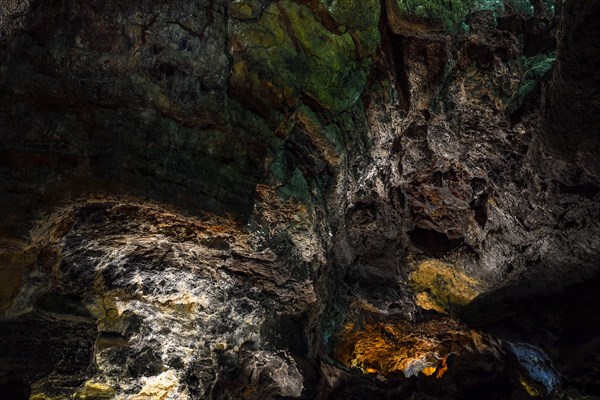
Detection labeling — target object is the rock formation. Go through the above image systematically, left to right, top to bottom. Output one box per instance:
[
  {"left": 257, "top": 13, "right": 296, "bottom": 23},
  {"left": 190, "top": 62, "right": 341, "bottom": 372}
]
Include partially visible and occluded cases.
[{"left": 0, "top": 0, "right": 598, "bottom": 399}]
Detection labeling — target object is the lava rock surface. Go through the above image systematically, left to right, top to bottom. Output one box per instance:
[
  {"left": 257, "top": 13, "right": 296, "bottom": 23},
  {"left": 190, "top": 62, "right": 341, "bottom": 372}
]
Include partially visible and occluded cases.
[{"left": 0, "top": 0, "right": 599, "bottom": 399}]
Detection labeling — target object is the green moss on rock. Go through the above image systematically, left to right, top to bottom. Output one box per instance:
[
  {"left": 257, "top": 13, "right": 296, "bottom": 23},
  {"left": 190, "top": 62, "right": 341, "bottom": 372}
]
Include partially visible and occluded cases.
[
  {"left": 229, "top": 0, "right": 261, "bottom": 20},
  {"left": 230, "top": 0, "right": 369, "bottom": 114},
  {"left": 321, "top": 0, "right": 381, "bottom": 56},
  {"left": 387, "top": 0, "right": 546, "bottom": 34},
  {"left": 390, "top": 0, "right": 477, "bottom": 33},
  {"left": 505, "top": 0, "right": 534, "bottom": 16},
  {"left": 507, "top": 53, "right": 555, "bottom": 113},
  {"left": 523, "top": 53, "right": 556, "bottom": 80}
]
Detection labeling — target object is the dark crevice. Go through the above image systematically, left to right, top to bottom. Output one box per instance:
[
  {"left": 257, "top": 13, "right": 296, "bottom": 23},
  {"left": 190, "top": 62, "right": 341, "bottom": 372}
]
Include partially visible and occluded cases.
[
  {"left": 387, "top": 32, "right": 411, "bottom": 112},
  {"left": 557, "top": 182, "right": 600, "bottom": 199},
  {"left": 470, "top": 193, "right": 488, "bottom": 228},
  {"left": 408, "top": 227, "right": 463, "bottom": 255},
  {"left": 0, "top": 378, "right": 31, "bottom": 400}
]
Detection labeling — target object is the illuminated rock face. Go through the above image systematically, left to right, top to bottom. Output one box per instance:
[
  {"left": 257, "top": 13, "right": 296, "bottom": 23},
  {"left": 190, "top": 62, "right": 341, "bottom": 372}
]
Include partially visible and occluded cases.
[
  {"left": 0, "top": 0, "right": 599, "bottom": 399},
  {"left": 2, "top": 199, "right": 316, "bottom": 398},
  {"left": 333, "top": 317, "right": 488, "bottom": 378}
]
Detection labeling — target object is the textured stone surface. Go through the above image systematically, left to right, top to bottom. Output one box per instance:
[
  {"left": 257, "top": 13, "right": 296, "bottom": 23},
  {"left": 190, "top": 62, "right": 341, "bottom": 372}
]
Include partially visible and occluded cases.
[
  {"left": 0, "top": 0, "right": 599, "bottom": 399},
  {"left": 2, "top": 199, "right": 319, "bottom": 398}
]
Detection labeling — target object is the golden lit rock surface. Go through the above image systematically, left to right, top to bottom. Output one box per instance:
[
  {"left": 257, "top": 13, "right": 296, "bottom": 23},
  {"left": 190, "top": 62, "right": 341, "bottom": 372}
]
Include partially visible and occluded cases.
[
  {"left": 1, "top": 198, "right": 315, "bottom": 398},
  {"left": 410, "top": 260, "right": 482, "bottom": 312},
  {"left": 333, "top": 314, "right": 491, "bottom": 379},
  {"left": 131, "top": 371, "right": 179, "bottom": 400},
  {"left": 520, "top": 374, "right": 543, "bottom": 397},
  {"left": 73, "top": 381, "right": 115, "bottom": 400}
]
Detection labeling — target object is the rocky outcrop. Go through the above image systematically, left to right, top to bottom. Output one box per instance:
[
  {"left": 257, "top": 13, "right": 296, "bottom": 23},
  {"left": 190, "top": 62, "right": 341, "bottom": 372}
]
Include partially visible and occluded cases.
[
  {"left": 0, "top": 0, "right": 598, "bottom": 399},
  {"left": 1, "top": 199, "right": 317, "bottom": 398}
]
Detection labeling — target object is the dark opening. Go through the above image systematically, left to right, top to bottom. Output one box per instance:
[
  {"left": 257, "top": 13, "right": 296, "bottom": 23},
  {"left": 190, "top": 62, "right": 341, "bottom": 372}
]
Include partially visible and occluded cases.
[
  {"left": 389, "top": 34, "right": 411, "bottom": 112},
  {"left": 558, "top": 182, "right": 600, "bottom": 199},
  {"left": 470, "top": 194, "right": 489, "bottom": 228},
  {"left": 408, "top": 227, "right": 463, "bottom": 254},
  {"left": 0, "top": 378, "right": 31, "bottom": 400}
]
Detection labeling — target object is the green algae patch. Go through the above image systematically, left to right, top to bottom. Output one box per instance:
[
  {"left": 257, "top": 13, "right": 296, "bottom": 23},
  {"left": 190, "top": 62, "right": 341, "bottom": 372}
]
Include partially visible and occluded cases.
[
  {"left": 229, "top": 0, "right": 262, "bottom": 20},
  {"left": 230, "top": 0, "right": 369, "bottom": 114},
  {"left": 321, "top": 0, "right": 381, "bottom": 56},
  {"left": 386, "top": 0, "right": 543, "bottom": 34},
  {"left": 387, "top": 0, "right": 477, "bottom": 34},
  {"left": 505, "top": 0, "right": 535, "bottom": 16},
  {"left": 507, "top": 53, "right": 555, "bottom": 114},
  {"left": 522, "top": 53, "right": 556, "bottom": 81},
  {"left": 295, "top": 104, "right": 345, "bottom": 164},
  {"left": 274, "top": 162, "right": 312, "bottom": 203}
]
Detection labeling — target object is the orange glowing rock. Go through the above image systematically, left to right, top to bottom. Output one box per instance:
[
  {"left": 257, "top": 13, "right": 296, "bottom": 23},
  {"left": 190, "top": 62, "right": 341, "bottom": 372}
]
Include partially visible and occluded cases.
[
  {"left": 332, "top": 312, "right": 492, "bottom": 380},
  {"left": 435, "top": 356, "right": 449, "bottom": 378}
]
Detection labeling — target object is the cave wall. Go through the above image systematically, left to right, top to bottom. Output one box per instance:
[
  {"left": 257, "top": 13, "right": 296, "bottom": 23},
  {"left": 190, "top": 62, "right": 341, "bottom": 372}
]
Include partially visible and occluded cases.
[
  {"left": 0, "top": 0, "right": 599, "bottom": 399},
  {"left": 543, "top": 0, "right": 600, "bottom": 180}
]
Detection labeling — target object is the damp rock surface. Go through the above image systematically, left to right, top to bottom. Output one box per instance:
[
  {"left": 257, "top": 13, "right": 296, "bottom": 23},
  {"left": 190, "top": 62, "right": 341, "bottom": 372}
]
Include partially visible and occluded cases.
[{"left": 0, "top": 0, "right": 599, "bottom": 399}]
